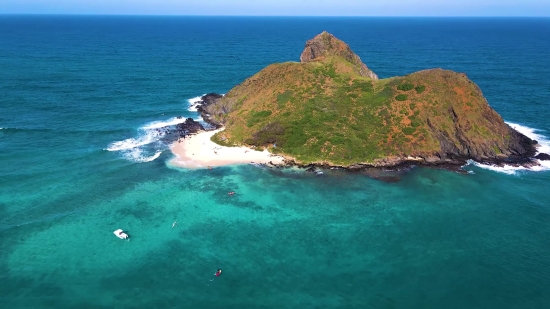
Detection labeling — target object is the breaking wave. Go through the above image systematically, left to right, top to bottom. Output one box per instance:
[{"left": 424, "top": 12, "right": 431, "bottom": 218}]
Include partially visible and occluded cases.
[
  {"left": 186, "top": 93, "right": 225, "bottom": 112},
  {"left": 105, "top": 94, "right": 211, "bottom": 164},
  {"left": 187, "top": 95, "right": 205, "bottom": 112},
  {"left": 106, "top": 117, "right": 188, "bottom": 163},
  {"left": 142, "top": 117, "right": 187, "bottom": 130},
  {"left": 467, "top": 122, "right": 550, "bottom": 174},
  {"left": 106, "top": 132, "right": 158, "bottom": 152},
  {"left": 121, "top": 149, "right": 163, "bottom": 163}
]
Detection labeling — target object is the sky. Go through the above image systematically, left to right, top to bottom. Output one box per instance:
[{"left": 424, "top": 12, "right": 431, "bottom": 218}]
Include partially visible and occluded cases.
[{"left": 0, "top": 0, "right": 549, "bottom": 16}]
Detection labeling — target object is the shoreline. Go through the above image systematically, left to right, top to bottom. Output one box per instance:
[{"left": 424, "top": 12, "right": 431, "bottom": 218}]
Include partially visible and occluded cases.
[
  {"left": 169, "top": 124, "right": 547, "bottom": 173},
  {"left": 170, "top": 128, "right": 286, "bottom": 169}
]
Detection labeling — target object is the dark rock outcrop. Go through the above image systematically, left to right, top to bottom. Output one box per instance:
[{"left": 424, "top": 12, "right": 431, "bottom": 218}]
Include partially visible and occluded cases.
[
  {"left": 300, "top": 31, "right": 378, "bottom": 80},
  {"left": 194, "top": 93, "right": 224, "bottom": 128},
  {"left": 199, "top": 93, "right": 224, "bottom": 106},
  {"left": 424, "top": 106, "right": 537, "bottom": 165},
  {"left": 175, "top": 118, "right": 204, "bottom": 136},
  {"left": 504, "top": 127, "right": 538, "bottom": 160},
  {"left": 535, "top": 153, "right": 550, "bottom": 160}
]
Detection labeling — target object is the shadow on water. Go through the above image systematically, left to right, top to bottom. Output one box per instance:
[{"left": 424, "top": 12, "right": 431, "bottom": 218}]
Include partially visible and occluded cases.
[
  {"left": 116, "top": 200, "right": 159, "bottom": 222},
  {"left": 0, "top": 204, "right": 70, "bottom": 308},
  {"left": 93, "top": 217, "right": 384, "bottom": 308}
]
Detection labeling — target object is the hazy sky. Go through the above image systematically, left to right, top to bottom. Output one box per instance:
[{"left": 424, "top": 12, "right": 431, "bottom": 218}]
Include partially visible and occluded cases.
[{"left": 1, "top": 0, "right": 549, "bottom": 16}]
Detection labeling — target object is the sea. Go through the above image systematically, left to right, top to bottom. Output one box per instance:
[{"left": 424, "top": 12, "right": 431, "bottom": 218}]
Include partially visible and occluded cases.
[{"left": 1, "top": 16, "right": 549, "bottom": 308}]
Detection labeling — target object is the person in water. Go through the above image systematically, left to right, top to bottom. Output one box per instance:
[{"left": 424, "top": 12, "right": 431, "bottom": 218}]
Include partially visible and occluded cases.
[
  {"left": 228, "top": 192, "right": 235, "bottom": 196},
  {"left": 215, "top": 269, "right": 222, "bottom": 276}
]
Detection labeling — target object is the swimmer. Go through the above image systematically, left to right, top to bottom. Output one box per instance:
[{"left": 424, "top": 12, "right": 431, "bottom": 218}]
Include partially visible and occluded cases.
[
  {"left": 228, "top": 191, "right": 235, "bottom": 196},
  {"left": 172, "top": 220, "right": 178, "bottom": 228},
  {"left": 215, "top": 269, "right": 222, "bottom": 276}
]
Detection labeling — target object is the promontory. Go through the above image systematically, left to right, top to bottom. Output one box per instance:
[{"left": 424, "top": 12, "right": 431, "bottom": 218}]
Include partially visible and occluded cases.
[{"left": 195, "top": 31, "right": 540, "bottom": 169}]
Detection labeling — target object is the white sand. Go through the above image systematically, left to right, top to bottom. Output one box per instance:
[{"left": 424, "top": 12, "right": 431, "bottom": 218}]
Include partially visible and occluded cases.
[{"left": 170, "top": 128, "right": 286, "bottom": 169}]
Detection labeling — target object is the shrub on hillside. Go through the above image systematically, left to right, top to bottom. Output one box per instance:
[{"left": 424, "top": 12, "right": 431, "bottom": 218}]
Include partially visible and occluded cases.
[
  {"left": 397, "top": 83, "right": 414, "bottom": 91},
  {"left": 415, "top": 85, "right": 426, "bottom": 93},
  {"left": 395, "top": 94, "right": 408, "bottom": 101},
  {"left": 246, "top": 110, "right": 273, "bottom": 127},
  {"left": 246, "top": 122, "right": 286, "bottom": 145},
  {"left": 402, "top": 127, "right": 416, "bottom": 135}
]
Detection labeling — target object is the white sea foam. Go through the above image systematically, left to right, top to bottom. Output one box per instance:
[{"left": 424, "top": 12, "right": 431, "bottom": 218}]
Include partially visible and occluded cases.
[
  {"left": 187, "top": 93, "right": 216, "bottom": 128},
  {"left": 186, "top": 94, "right": 225, "bottom": 112},
  {"left": 187, "top": 95, "right": 205, "bottom": 112},
  {"left": 193, "top": 116, "right": 211, "bottom": 128},
  {"left": 106, "top": 117, "right": 186, "bottom": 163},
  {"left": 142, "top": 117, "right": 187, "bottom": 129},
  {"left": 107, "top": 118, "right": 188, "bottom": 152},
  {"left": 506, "top": 121, "right": 550, "bottom": 170},
  {"left": 468, "top": 122, "right": 550, "bottom": 174},
  {"left": 506, "top": 122, "right": 550, "bottom": 154},
  {"left": 106, "top": 134, "right": 156, "bottom": 151},
  {"left": 122, "top": 149, "right": 163, "bottom": 163},
  {"left": 468, "top": 160, "right": 535, "bottom": 175}
]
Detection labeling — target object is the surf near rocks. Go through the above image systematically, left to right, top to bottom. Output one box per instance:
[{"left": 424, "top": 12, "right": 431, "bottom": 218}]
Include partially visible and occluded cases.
[{"left": 192, "top": 93, "right": 225, "bottom": 129}]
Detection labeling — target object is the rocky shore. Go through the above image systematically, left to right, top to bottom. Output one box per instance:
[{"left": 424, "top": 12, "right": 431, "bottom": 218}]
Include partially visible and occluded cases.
[{"left": 194, "top": 93, "right": 224, "bottom": 128}]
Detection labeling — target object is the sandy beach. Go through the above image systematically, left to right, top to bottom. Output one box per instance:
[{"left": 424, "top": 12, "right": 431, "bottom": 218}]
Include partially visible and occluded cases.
[{"left": 170, "top": 128, "right": 286, "bottom": 169}]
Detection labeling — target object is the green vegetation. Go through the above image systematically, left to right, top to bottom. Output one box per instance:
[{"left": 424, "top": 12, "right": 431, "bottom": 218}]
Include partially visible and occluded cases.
[
  {"left": 313, "top": 64, "right": 338, "bottom": 78},
  {"left": 397, "top": 83, "right": 414, "bottom": 91},
  {"left": 415, "top": 85, "right": 426, "bottom": 93},
  {"left": 277, "top": 91, "right": 293, "bottom": 107},
  {"left": 396, "top": 94, "right": 408, "bottom": 101},
  {"left": 246, "top": 110, "right": 272, "bottom": 127},
  {"left": 410, "top": 118, "right": 422, "bottom": 128},
  {"left": 402, "top": 127, "right": 416, "bottom": 135},
  {"left": 210, "top": 133, "right": 235, "bottom": 147}
]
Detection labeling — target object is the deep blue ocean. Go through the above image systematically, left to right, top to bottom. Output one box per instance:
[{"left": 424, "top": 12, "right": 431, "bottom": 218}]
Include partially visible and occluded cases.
[{"left": 1, "top": 16, "right": 550, "bottom": 308}]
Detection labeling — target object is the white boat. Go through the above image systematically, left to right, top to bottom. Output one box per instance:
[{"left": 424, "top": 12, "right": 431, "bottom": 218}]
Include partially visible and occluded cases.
[{"left": 113, "top": 229, "right": 129, "bottom": 240}]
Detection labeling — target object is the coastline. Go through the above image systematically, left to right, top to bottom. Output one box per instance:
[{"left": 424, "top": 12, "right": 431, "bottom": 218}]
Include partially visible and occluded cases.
[
  {"left": 169, "top": 119, "right": 548, "bottom": 173},
  {"left": 170, "top": 128, "right": 286, "bottom": 169},
  {"left": 170, "top": 129, "right": 545, "bottom": 172}
]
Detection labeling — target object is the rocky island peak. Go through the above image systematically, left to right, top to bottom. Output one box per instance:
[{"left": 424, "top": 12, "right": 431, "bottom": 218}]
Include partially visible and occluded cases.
[{"left": 300, "top": 31, "right": 378, "bottom": 80}]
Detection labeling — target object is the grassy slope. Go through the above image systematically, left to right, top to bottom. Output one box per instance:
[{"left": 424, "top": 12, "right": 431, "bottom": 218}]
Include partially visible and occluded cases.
[{"left": 208, "top": 56, "right": 510, "bottom": 166}]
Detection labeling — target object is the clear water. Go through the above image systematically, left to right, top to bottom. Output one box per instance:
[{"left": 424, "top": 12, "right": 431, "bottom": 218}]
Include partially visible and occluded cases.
[{"left": 1, "top": 16, "right": 549, "bottom": 308}]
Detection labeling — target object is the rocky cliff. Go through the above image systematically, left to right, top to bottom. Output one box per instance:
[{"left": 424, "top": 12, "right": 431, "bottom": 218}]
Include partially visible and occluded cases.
[{"left": 300, "top": 31, "right": 378, "bottom": 80}]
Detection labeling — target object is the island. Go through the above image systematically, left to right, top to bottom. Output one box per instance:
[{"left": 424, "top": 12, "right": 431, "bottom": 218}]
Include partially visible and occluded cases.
[{"left": 172, "top": 31, "right": 546, "bottom": 170}]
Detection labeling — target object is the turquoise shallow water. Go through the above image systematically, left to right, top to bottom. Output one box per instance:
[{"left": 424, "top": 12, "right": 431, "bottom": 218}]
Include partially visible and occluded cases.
[{"left": 1, "top": 16, "right": 550, "bottom": 308}]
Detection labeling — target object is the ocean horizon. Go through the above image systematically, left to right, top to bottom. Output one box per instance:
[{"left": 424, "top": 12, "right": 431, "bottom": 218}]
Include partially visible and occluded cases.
[{"left": 1, "top": 16, "right": 549, "bottom": 308}]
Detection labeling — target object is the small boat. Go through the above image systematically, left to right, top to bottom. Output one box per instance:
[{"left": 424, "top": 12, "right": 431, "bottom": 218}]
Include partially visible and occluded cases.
[{"left": 113, "top": 229, "right": 129, "bottom": 240}]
